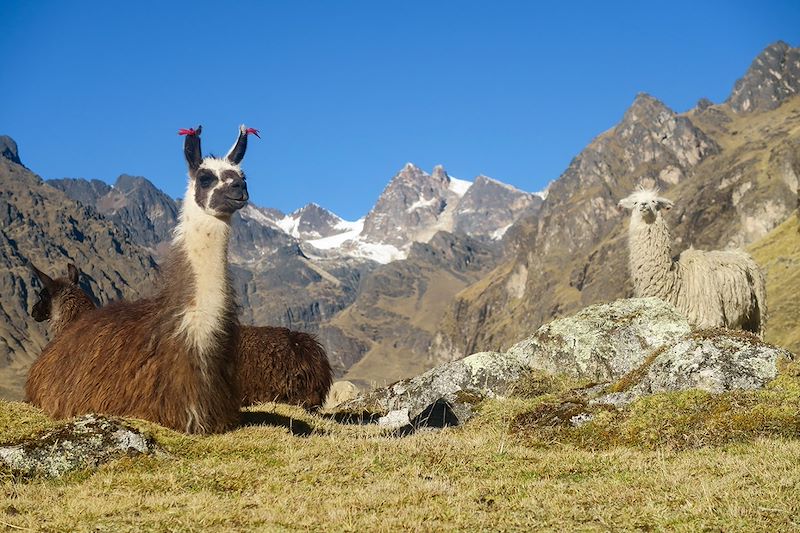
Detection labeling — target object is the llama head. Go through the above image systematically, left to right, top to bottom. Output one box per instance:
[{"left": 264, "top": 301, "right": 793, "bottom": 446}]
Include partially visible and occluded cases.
[
  {"left": 182, "top": 125, "right": 258, "bottom": 219},
  {"left": 618, "top": 187, "right": 673, "bottom": 224},
  {"left": 29, "top": 263, "right": 81, "bottom": 322}
]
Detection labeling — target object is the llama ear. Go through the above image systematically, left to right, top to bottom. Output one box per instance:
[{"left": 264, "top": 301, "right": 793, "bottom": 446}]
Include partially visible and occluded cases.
[
  {"left": 226, "top": 124, "right": 259, "bottom": 165},
  {"left": 182, "top": 125, "right": 203, "bottom": 171},
  {"left": 618, "top": 197, "right": 635, "bottom": 210},
  {"left": 656, "top": 198, "right": 674, "bottom": 211},
  {"left": 30, "top": 263, "right": 56, "bottom": 291},
  {"left": 67, "top": 263, "right": 80, "bottom": 284}
]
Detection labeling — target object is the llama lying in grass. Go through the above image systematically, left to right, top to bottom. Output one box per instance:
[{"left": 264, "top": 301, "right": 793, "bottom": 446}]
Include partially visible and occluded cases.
[
  {"left": 26, "top": 125, "right": 255, "bottom": 433},
  {"left": 618, "top": 187, "right": 766, "bottom": 336},
  {"left": 29, "top": 263, "right": 333, "bottom": 409}
]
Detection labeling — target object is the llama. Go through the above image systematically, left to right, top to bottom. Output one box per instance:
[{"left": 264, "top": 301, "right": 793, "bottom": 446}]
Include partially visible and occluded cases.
[
  {"left": 26, "top": 125, "right": 256, "bottom": 433},
  {"left": 618, "top": 187, "right": 766, "bottom": 336},
  {"left": 28, "top": 263, "right": 333, "bottom": 409},
  {"left": 29, "top": 263, "right": 95, "bottom": 337}
]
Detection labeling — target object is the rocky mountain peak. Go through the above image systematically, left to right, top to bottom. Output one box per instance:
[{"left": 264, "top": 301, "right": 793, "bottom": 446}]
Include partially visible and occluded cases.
[
  {"left": 727, "top": 40, "right": 800, "bottom": 113},
  {"left": 613, "top": 92, "right": 719, "bottom": 172},
  {"left": 619, "top": 93, "right": 675, "bottom": 131},
  {"left": 0, "top": 136, "right": 21, "bottom": 166},
  {"left": 361, "top": 163, "right": 453, "bottom": 246},
  {"left": 431, "top": 164, "right": 449, "bottom": 182},
  {"left": 113, "top": 174, "right": 154, "bottom": 193},
  {"left": 453, "top": 175, "right": 542, "bottom": 238},
  {"left": 47, "top": 178, "right": 112, "bottom": 206},
  {"left": 288, "top": 202, "right": 347, "bottom": 240}
]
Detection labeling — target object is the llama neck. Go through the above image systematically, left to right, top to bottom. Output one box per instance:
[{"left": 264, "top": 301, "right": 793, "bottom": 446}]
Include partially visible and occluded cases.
[
  {"left": 171, "top": 196, "right": 235, "bottom": 361},
  {"left": 627, "top": 213, "right": 678, "bottom": 300},
  {"left": 50, "top": 291, "right": 96, "bottom": 337}
]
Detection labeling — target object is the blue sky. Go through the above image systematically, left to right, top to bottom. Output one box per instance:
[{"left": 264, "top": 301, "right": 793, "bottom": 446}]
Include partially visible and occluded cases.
[{"left": 1, "top": 1, "right": 798, "bottom": 220}]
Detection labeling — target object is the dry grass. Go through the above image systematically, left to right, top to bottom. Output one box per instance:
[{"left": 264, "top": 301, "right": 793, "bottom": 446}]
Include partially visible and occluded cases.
[{"left": 3, "top": 378, "right": 800, "bottom": 532}]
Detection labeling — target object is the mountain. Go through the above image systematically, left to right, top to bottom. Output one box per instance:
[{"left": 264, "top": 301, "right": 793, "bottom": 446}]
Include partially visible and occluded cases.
[
  {"left": 727, "top": 40, "right": 800, "bottom": 114},
  {"left": 433, "top": 41, "right": 800, "bottom": 362},
  {"left": 0, "top": 152, "right": 160, "bottom": 399},
  {"left": 49, "top": 175, "right": 179, "bottom": 251}
]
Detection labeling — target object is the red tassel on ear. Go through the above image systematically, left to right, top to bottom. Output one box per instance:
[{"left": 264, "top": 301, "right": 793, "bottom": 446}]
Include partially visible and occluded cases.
[
  {"left": 178, "top": 128, "right": 198, "bottom": 136},
  {"left": 245, "top": 128, "right": 261, "bottom": 138}
]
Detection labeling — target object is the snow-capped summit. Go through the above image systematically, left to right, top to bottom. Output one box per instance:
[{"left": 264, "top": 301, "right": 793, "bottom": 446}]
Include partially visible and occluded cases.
[{"left": 238, "top": 162, "right": 543, "bottom": 264}]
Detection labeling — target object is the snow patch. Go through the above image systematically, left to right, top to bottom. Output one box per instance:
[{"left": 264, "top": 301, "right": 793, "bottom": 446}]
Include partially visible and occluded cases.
[
  {"left": 448, "top": 176, "right": 472, "bottom": 197},
  {"left": 406, "top": 196, "right": 438, "bottom": 213},
  {"left": 275, "top": 215, "right": 301, "bottom": 238},
  {"left": 304, "top": 217, "right": 406, "bottom": 264},
  {"left": 306, "top": 218, "right": 364, "bottom": 250},
  {"left": 490, "top": 224, "right": 512, "bottom": 240}
]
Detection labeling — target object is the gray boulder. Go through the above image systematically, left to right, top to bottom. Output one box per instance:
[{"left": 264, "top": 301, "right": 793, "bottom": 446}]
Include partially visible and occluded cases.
[
  {"left": 507, "top": 297, "right": 691, "bottom": 382},
  {"left": 596, "top": 330, "right": 795, "bottom": 407},
  {"left": 337, "top": 351, "right": 529, "bottom": 428},
  {"left": 0, "top": 414, "right": 158, "bottom": 478}
]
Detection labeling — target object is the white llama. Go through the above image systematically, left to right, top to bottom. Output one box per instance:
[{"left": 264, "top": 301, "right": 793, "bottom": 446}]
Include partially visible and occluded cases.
[{"left": 618, "top": 187, "right": 766, "bottom": 336}]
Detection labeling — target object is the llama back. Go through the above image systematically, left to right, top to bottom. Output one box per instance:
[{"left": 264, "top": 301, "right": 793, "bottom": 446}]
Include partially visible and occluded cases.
[
  {"left": 675, "top": 248, "right": 766, "bottom": 334},
  {"left": 238, "top": 326, "right": 333, "bottom": 408}
]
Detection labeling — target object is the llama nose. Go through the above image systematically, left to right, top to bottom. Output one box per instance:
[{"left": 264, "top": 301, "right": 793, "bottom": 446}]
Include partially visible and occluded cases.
[{"left": 228, "top": 179, "right": 249, "bottom": 201}]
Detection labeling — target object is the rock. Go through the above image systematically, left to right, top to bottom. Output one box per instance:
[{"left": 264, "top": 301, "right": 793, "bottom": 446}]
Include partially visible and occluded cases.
[
  {"left": 696, "top": 97, "right": 714, "bottom": 111},
  {"left": 0, "top": 135, "right": 21, "bottom": 165},
  {"left": 507, "top": 298, "right": 691, "bottom": 382},
  {"left": 596, "top": 330, "right": 795, "bottom": 406},
  {"left": 337, "top": 351, "right": 528, "bottom": 427},
  {"left": 324, "top": 380, "right": 361, "bottom": 410},
  {"left": 378, "top": 409, "right": 410, "bottom": 428},
  {"left": 0, "top": 414, "right": 159, "bottom": 478}
]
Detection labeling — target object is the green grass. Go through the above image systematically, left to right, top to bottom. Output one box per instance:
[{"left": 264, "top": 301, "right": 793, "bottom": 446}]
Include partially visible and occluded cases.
[
  {"left": 513, "top": 360, "right": 800, "bottom": 451},
  {"left": 2, "top": 362, "right": 800, "bottom": 532}
]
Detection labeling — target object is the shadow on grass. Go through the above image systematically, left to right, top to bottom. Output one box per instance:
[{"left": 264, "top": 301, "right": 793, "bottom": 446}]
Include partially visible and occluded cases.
[
  {"left": 323, "top": 399, "right": 462, "bottom": 436},
  {"left": 240, "top": 411, "right": 315, "bottom": 437}
]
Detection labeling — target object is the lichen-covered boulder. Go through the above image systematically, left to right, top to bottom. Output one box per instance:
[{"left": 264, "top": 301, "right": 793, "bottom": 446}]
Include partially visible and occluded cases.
[
  {"left": 507, "top": 297, "right": 691, "bottom": 381},
  {"left": 597, "top": 329, "right": 796, "bottom": 407},
  {"left": 337, "top": 351, "right": 529, "bottom": 428},
  {"left": 0, "top": 414, "right": 158, "bottom": 478}
]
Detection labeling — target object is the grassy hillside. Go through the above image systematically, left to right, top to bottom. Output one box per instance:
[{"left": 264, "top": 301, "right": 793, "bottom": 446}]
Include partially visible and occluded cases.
[
  {"left": 749, "top": 214, "right": 800, "bottom": 353},
  {"left": 3, "top": 361, "right": 800, "bottom": 530}
]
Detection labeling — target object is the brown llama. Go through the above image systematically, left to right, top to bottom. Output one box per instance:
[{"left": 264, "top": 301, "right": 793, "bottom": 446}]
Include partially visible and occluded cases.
[
  {"left": 26, "top": 125, "right": 256, "bottom": 434},
  {"left": 29, "top": 263, "right": 96, "bottom": 337},
  {"left": 28, "top": 265, "right": 333, "bottom": 409}
]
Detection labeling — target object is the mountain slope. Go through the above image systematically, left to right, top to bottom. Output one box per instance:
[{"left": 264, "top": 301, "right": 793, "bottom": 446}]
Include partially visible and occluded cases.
[
  {"left": 0, "top": 157, "right": 160, "bottom": 399},
  {"left": 749, "top": 214, "right": 800, "bottom": 353},
  {"left": 328, "top": 231, "right": 501, "bottom": 386}
]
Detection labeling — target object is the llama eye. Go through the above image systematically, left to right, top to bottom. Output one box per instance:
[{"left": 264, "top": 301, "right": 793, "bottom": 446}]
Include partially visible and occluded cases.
[{"left": 199, "top": 175, "right": 216, "bottom": 189}]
